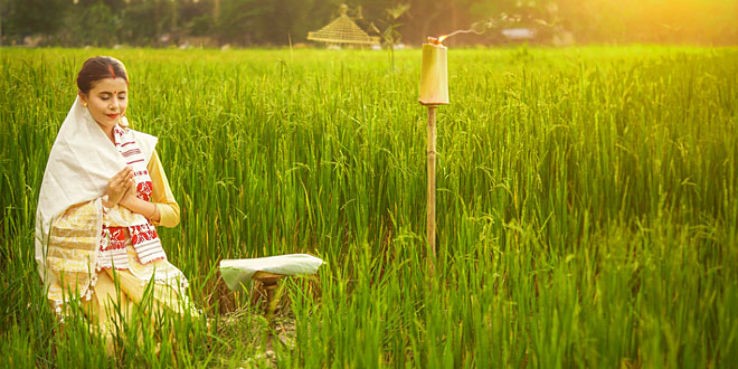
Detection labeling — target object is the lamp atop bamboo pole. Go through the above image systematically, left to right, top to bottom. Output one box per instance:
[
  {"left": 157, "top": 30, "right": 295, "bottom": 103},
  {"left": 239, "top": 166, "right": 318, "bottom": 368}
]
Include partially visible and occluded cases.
[
  {"left": 419, "top": 36, "right": 449, "bottom": 273},
  {"left": 419, "top": 36, "right": 449, "bottom": 106}
]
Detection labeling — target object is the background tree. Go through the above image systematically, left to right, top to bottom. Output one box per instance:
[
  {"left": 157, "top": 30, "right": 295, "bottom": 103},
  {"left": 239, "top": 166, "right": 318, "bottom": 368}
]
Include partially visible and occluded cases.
[
  {"left": 1, "top": 0, "right": 68, "bottom": 45},
  {"left": 120, "top": 0, "right": 180, "bottom": 45},
  {"left": 180, "top": 0, "right": 214, "bottom": 38},
  {"left": 215, "top": 0, "right": 271, "bottom": 45},
  {"left": 252, "top": 0, "right": 317, "bottom": 45},
  {"left": 59, "top": 1, "right": 119, "bottom": 47}
]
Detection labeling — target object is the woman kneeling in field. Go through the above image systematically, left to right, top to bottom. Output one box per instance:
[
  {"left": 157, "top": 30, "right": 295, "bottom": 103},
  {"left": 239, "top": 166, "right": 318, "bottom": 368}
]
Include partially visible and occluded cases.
[{"left": 35, "top": 56, "right": 197, "bottom": 351}]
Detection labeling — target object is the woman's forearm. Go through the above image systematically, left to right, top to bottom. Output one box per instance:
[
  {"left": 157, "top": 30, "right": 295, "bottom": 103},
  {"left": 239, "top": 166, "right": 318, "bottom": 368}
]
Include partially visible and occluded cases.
[
  {"left": 147, "top": 151, "right": 181, "bottom": 227},
  {"left": 119, "top": 195, "right": 161, "bottom": 222}
]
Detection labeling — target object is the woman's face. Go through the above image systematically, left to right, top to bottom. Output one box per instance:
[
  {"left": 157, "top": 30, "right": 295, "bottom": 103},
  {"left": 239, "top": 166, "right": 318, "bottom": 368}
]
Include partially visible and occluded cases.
[{"left": 79, "top": 77, "right": 128, "bottom": 131}]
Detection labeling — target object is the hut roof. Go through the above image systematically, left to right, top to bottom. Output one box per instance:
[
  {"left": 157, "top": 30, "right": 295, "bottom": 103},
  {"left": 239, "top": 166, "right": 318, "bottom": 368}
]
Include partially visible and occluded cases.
[{"left": 307, "top": 5, "right": 380, "bottom": 46}]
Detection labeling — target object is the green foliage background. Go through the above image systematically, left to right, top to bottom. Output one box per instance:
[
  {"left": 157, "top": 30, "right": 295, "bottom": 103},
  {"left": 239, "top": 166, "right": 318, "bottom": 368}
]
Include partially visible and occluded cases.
[{"left": 1, "top": 0, "right": 737, "bottom": 46}]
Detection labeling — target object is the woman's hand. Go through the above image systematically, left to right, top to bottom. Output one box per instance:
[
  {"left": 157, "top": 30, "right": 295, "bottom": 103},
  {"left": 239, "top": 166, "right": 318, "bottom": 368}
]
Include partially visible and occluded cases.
[{"left": 103, "top": 167, "right": 134, "bottom": 207}]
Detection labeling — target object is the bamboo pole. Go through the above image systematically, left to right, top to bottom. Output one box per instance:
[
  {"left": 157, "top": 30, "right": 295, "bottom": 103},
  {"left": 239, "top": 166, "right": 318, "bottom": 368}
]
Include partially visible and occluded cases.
[
  {"left": 419, "top": 39, "right": 447, "bottom": 274},
  {"left": 427, "top": 105, "right": 437, "bottom": 273}
]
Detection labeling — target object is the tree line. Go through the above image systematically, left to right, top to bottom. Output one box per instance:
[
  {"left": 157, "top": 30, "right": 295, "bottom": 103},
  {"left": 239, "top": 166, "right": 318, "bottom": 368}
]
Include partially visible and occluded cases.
[{"left": 2, "top": 0, "right": 736, "bottom": 47}]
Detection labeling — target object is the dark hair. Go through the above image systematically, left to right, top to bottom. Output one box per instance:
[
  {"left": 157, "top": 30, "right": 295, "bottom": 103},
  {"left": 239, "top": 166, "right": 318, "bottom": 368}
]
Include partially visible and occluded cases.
[{"left": 76, "top": 56, "right": 128, "bottom": 95}]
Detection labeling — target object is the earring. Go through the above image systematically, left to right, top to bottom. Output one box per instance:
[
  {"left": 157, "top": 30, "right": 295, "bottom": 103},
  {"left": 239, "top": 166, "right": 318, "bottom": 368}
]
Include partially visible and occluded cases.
[{"left": 83, "top": 102, "right": 88, "bottom": 108}]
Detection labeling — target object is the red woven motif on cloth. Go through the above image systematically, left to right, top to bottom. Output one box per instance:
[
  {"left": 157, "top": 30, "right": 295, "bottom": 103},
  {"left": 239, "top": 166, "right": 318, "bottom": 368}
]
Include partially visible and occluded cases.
[
  {"left": 136, "top": 174, "right": 153, "bottom": 201},
  {"left": 130, "top": 224, "right": 159, "bottom": 245},
  {"left": 105, "top": 227, "right": 127, "bottom": 250}
]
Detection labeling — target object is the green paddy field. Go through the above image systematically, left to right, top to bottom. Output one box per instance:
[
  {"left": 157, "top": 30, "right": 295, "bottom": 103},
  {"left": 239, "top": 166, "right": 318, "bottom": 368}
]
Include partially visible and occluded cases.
[{"left": 1, "top": 46, "right": 737, "bottom": 368}]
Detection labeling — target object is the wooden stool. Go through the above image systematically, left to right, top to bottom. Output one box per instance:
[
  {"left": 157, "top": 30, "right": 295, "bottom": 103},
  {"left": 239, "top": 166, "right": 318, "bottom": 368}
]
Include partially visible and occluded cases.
[
  {"left": 219, "top": 254, "right": 324, "bottom": 317},
  {"left": 251, "top": 271, "right": 284, "bottom": 316}
]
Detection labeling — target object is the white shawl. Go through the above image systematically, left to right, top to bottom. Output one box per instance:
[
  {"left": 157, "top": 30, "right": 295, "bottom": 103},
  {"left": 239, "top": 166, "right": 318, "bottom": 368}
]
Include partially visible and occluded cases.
[{"left": 35, "top": 96, "right": 157, "bottom": 286}]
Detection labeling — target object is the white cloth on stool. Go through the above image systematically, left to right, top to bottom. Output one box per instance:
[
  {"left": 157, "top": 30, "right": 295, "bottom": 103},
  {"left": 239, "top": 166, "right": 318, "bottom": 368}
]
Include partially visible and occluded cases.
[{"left": 219, "top": 254, "right": 323, "bottom": 290}]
